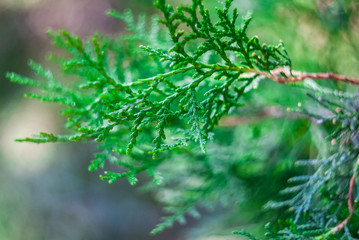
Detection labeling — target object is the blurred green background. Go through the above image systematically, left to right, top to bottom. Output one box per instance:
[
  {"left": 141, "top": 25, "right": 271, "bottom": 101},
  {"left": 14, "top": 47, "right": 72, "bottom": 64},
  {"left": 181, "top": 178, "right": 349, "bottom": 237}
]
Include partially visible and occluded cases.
[{"left": 0, "top": 0, "right": 358, "bottom": 239}]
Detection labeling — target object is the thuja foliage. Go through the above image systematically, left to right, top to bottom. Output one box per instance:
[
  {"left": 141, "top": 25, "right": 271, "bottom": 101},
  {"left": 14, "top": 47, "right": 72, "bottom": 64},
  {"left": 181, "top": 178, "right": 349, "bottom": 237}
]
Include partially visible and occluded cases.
[{"left": 9, "top": 0, "right": 359, "bottom": 238}]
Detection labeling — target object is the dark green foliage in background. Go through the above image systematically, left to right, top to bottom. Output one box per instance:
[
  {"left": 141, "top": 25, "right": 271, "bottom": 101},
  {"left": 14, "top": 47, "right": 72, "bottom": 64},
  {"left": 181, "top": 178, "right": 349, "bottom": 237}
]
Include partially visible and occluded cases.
[{"left": 8, "top": 0, "right": 359, "bottom": 239}]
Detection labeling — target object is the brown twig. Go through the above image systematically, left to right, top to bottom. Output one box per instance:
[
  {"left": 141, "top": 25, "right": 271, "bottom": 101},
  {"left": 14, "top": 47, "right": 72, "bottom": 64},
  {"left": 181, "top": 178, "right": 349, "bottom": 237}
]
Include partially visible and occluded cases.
[
  {"left": 268, "top": 67, "right": 359, "bottom": 85},
  {"left": 314, "top": 158, "right": 359, "bottom": 240},
  {"left": 328, "top": 172, "right": 356, "bottom": 233}
]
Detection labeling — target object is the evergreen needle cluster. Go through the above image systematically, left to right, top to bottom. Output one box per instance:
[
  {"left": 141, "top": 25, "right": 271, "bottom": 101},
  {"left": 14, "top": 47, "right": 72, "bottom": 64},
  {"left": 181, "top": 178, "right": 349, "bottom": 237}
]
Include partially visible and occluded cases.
[{"left": 9, "top": 0, "right": 359, "bottom": 239}]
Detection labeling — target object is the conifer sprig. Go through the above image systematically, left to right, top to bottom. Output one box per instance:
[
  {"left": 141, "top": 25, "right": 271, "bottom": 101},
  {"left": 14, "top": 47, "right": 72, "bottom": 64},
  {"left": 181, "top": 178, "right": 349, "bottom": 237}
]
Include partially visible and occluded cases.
[
  {"left": 9, "top": 0, "right": 359, "bottom": 238},
  {"left": 9, "top": 0, "right": 291, "bottom": 184}
]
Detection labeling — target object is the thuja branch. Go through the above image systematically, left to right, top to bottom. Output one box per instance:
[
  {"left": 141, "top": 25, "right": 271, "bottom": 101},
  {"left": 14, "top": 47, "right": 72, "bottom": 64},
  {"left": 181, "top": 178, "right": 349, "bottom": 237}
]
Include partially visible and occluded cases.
[
  {"left": 10, "top": 0, "right": 359, "bottom": 237},
  {"left": 11, "top": 0, "right": 359, "bottom": 186},
  {"left": 131, "top": 63, "right": 359, "bottom": 88}
]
